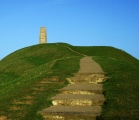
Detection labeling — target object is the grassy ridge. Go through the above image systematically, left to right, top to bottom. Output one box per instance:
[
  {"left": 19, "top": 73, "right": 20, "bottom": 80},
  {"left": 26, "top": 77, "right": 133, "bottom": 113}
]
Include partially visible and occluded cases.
[
  {"left": 0, "top": 43, "right": 139, "bottom": 119},
  {"left": 0, "top": 43, "right": 80, "bottom": 76},
  {"left": 61, "top": 44, "right": 139, "bottom": 65}
]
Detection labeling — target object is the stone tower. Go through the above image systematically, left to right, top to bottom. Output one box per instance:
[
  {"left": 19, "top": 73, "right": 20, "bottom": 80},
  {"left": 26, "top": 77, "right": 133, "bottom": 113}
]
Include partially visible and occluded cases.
[{"left": 39, "top": 27, "right": 47, "bottom": 44}]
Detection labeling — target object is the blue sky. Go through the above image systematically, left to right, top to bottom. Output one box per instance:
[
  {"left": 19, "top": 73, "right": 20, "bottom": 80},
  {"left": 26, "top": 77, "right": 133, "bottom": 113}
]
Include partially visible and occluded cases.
[{"left": 0, "top": 0, "right": 139, "bottom": 60}]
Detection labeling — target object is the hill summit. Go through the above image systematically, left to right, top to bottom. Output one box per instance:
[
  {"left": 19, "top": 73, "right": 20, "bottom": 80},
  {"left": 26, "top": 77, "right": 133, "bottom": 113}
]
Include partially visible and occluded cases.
[{"left": 0, "top": 43, "right": 138, "bottom": 119}]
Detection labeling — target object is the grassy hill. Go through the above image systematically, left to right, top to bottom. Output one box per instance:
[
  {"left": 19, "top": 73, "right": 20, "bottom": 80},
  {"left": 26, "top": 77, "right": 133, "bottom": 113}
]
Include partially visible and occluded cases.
[{"left": 0, "top": 43, "right": 139, "bottom": 119}]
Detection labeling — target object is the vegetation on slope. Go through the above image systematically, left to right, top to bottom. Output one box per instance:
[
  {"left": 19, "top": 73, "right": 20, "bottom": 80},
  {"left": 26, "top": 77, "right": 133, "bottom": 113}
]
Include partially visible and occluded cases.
[
  {"left": 0, "top": 43, "right": 139, "bottom": 119},
  {"left": 0, "top": 43, "right": 82, "bottom": 119},
  {"left": 0, "top": 43, "right": 80, "bottom": 76},
  {"left": 58, "top": 43, "right": 139, "bottom": 65},
  {"left": 93, "top": 56, "right": 139, "bottom": 119}
]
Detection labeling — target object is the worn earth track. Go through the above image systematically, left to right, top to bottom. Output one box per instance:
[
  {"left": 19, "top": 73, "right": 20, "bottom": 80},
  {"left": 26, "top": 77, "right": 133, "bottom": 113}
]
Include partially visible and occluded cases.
[{"left": 39, "top": 56, "right": 107, "bottom": 120}]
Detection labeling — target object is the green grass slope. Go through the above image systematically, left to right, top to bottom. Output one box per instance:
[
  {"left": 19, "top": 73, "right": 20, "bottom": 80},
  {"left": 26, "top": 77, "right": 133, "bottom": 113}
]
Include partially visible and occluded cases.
[
  {"left": 0, "top": 43, "right": 139, "bottom": 120},
  {"left": 0, "top": 43, "right": 82, "bottom": 119},
  {"left": 0, "top": 43, "right": 80, "bottom": 76},
  {"left": 59, "top": 43, "right": 139, "bottom": 65},
  {"left": 94, "top": 56, "right": 139, "bottom": 119}
]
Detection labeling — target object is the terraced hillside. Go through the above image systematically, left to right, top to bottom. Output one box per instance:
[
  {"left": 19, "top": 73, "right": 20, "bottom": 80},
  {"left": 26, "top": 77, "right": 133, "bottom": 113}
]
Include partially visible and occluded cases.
[{"left": 0, "top": 43, "right": 139, "bottom": 120}]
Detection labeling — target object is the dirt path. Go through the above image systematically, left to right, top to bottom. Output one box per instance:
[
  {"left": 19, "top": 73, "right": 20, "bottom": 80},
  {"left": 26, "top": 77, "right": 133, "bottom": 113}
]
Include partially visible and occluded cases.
[
  {"left": 39, "top": 56, "right": 106, "bottom": 120},
  {"left": 78, "top": 56, "right": 104, "bottom": 73}
]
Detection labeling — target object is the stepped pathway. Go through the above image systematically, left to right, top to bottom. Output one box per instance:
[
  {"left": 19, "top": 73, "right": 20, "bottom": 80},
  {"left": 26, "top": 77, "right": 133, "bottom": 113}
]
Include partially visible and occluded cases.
[{"left": 39, "top": 56, "right": 106, "bottom": 120}]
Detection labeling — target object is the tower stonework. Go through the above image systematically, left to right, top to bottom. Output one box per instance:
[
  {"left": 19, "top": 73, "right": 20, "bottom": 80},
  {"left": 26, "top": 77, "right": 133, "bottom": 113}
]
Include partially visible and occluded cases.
[{"left": 39, "top": 27, "right": 47, "bottom": 44}]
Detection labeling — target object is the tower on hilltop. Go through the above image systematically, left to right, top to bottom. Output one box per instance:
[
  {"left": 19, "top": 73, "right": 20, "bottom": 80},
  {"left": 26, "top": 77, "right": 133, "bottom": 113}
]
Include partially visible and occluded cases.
[{"left": 39, "top": 27, "right": 47, "bottom": 44}]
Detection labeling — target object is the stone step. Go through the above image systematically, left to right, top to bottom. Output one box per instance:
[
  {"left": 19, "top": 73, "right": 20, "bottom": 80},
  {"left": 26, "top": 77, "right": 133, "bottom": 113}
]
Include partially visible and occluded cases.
[
  {"left": 75, "top": 73, "right": 105, "bottom": 77},
  {"left": 66, "top": 76, "right": 107, "bottom": 84},
  {"left": 59, "top": 84, "right": 103, "bottom": 94},
  {"left": 51, "top": 94, "right": 105, "bottom": 106},
  {"left": 38, "top": 106, "right": 101, "bottom": 120}
]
